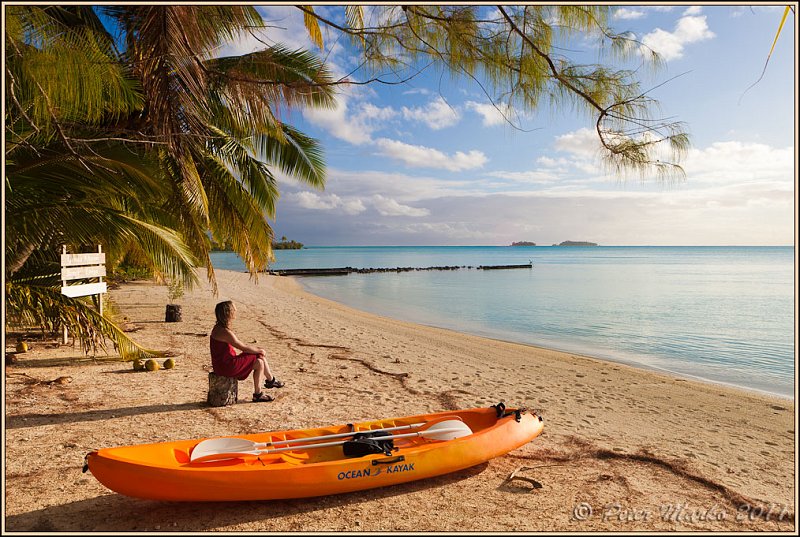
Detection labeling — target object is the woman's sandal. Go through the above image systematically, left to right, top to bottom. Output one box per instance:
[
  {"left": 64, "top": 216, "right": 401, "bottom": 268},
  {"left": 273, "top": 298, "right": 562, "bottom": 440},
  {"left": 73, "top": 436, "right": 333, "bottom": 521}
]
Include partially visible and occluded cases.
[
  {"left": 264, "top": 377, "right": 285, "bottom": 389},
  {"left": 252, "top": 391, "right": 274, "bottom": 403}
]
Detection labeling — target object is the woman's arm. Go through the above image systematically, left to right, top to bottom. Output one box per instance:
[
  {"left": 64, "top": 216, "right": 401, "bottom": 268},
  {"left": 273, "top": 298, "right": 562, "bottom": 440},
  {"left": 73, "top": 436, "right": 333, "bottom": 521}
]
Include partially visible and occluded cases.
[{"left": 213, "top": 327, "right": 265, "bottom": 356}]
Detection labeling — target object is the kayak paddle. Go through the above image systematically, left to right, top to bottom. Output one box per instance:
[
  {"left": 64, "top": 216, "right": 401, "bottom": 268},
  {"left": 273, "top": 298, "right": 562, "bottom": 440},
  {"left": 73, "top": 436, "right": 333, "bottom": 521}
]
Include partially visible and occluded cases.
[
  {"left": 190, "top": 415, "right": 464, "bottom": 462},
  {"left": 190, "top": 419, "right": 473, "bottom": 463}
]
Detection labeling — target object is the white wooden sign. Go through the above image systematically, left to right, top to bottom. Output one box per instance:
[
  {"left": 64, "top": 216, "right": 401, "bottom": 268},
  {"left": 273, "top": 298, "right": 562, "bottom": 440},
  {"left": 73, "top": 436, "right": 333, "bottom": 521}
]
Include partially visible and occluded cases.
[
  {"left": 60, "top": 245, "right": 107, "bottom": 343},
  {"left": 61, "top": 253, "right": 105, "bottom": 267},
  {"left": 61, "top": 264, "right": 107, "bottom": 281},
  {"left": 61, "top": 281, "right": 107, "bottom": 298}
]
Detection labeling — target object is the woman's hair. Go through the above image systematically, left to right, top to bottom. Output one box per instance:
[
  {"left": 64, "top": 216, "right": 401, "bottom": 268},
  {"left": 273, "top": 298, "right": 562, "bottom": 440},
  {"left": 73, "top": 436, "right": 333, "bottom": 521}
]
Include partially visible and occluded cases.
[{"left": 215, "top": 301, "right": 235, "bottom": 328}]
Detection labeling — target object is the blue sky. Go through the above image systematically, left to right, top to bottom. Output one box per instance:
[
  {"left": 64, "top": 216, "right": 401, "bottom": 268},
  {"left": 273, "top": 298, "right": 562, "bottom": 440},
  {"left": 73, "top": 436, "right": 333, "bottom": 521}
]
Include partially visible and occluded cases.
[{"left": 219, "top": 4, "right": 796, "bottom": 246}]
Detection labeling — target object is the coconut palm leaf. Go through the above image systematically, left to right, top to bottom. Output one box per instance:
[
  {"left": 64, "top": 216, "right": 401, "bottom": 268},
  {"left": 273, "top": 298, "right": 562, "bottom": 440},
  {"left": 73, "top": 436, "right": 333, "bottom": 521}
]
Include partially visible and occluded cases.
[
  {"left": 301, "top": 5, "right": 324, "bottom": 50},
  {"left": 5, "top": 6, "right": 141, "bottom": 140},
  {"left": 204, "top": 44, "right": 336, "bottom": 155},
  {"left": 208, "top": 44, "right": 337, "bottom": 110},
  {"left": 254, "top": 124, "right": 326, "bottom": 190},
  {"left": 205, "top": 126, "right": 279, "bottom": 213},
  {"left": 6, "top": 140, "right": 200, "bottom": 287},
  {"left": 199, "top": 150, "right": 277, "bottom": 273},
  {"left": 6, "top": 281, "right": 165, "bottom": 361}
]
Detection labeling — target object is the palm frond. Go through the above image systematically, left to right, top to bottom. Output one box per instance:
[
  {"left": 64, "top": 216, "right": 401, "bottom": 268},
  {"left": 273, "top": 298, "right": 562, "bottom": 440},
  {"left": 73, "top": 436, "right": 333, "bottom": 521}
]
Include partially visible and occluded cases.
[
  {"left": 301, "top": 5, "right": 324, "bottom": 50},
  {"left": 345, "top": 5, "right": 367, "bottom": 50},
  {"left": 6, "top": 7, "right": 142, "bottom": 132},
  {"left": 208, "top": 44, "right": 337, "bottom": 112},
  {"left": 254, "top": 124, "right": 326, "bottom": 189},
  {"left": 200, "top": 151, "right": 276, "bottom": 272},
  {"left": 6, "top": 281, "right": 166, "bottom": 361}
]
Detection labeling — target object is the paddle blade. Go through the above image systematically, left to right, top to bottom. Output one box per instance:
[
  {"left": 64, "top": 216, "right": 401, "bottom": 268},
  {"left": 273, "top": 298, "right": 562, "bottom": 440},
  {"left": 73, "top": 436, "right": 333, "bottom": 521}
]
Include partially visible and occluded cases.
[
  {"left": 421, "top": 419, "right": 473, "bottom": 441},
  {"left": 190, "top": 437, "right": 259, "bottom": 462},
  {"left": 190, "top": 449, "right": 267, "bottom": 464}
]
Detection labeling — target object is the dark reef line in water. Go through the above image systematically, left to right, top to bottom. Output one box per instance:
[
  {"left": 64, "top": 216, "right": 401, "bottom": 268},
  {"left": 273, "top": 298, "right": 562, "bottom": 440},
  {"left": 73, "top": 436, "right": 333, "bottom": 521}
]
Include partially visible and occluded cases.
[{"left": 266, "top": 263, "right": 533, "bottom": 277}]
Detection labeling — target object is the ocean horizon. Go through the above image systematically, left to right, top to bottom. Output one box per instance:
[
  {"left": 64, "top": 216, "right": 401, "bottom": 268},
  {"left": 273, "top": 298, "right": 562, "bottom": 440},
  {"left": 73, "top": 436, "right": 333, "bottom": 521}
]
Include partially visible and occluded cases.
[{"left": 210, "top": 245, "right": 795, "bottom": 399}]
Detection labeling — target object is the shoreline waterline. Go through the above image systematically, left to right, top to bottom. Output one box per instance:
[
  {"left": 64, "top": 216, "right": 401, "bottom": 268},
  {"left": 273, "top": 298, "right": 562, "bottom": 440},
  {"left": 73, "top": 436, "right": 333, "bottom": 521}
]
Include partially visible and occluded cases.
[
  {"left": 211, "top": 245, "right": 795, "bottom": 400},
  {"left": 287, "top": 274, "right": 794, "bottom": 402}
]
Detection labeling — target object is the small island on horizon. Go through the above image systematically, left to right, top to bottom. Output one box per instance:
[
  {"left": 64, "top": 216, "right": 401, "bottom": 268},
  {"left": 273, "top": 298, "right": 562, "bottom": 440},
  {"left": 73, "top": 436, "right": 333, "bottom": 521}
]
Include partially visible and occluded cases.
[
  {"left": 212, "top": 236, "right": 304, "bottom": 251},
  {"left": 273, "top": 237, "right": 304, "bottom": 250},
  {"left": 510, "top": 240, "right": 599, "bottom": 247},
  {"left": 553, "top": 240, "right": 598, "bottom": 246}
]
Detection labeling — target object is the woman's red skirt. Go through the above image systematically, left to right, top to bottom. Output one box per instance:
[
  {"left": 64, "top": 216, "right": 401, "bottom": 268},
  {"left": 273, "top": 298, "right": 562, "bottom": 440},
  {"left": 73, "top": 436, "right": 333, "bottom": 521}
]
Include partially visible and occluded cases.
[{"left": 210, "top": 337, "right": 257, "bottom": 380}]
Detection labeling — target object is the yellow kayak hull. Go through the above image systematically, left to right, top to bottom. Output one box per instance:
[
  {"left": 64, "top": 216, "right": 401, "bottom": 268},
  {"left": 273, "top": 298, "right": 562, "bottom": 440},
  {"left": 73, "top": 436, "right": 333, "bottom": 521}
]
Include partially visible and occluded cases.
[{"left": 86, "top": 405, "right": 543, "bottom": 501}]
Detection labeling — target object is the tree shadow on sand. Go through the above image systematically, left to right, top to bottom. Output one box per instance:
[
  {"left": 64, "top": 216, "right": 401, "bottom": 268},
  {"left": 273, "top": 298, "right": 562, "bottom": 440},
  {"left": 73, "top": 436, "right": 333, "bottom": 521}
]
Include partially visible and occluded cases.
[
  {"left": 7, "top": 355, "right": 123, "bottom": 369},
  {"left": 6, "top": 402, "right": 207, "bottom": 429},
  {"left": 5, "top": 463, "right": 489, "bottom": 532}
]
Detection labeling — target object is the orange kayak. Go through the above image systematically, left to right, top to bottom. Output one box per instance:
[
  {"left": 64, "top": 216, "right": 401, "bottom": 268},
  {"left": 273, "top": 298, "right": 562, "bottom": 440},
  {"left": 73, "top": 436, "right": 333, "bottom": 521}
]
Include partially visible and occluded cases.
[{"left": 85, "top": 403, "right": 543, "bottom": 501}]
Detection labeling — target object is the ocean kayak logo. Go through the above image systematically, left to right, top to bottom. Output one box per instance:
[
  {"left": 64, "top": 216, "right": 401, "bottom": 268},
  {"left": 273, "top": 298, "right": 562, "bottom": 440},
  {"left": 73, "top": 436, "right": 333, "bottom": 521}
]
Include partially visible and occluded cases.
[{"left": 337, "top": 462, "right": 415, "bottom": 480}]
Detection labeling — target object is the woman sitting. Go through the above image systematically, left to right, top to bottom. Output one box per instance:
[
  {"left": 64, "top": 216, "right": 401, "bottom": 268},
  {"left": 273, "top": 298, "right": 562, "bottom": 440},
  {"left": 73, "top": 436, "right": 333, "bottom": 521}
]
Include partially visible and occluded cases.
[{"left": 210, "top": 300, "right": 285, "bottom": 402}]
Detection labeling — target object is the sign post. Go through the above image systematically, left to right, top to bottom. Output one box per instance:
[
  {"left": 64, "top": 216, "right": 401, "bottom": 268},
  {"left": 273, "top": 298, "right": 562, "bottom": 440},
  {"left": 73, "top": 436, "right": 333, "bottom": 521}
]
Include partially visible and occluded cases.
[{"left": 61, "top": 245, "right": 107, "bottom": 344}]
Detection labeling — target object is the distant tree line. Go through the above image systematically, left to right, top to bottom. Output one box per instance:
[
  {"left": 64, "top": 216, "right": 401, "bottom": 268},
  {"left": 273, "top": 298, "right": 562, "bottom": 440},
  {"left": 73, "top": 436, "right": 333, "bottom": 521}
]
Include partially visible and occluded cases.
[
  {"left": 212, "top": 236, "right": 303, "bottom": 251},
  {"left": 273, "top": 237, "right": 304, "bottom": 250}
]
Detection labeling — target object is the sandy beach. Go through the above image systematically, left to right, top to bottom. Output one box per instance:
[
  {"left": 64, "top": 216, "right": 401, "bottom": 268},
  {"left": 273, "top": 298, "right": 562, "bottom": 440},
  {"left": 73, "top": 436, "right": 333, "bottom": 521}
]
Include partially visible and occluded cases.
[{"left": 3, "top": 269, "right": 796, "bottom": 532}]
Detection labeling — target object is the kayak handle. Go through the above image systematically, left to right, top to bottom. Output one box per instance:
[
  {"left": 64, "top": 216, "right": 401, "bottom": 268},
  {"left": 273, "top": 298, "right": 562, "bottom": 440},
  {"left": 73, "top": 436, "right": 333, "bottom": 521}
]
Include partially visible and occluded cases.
[{"left": 372, "top": 455, "right": 405, "bottom": 465}]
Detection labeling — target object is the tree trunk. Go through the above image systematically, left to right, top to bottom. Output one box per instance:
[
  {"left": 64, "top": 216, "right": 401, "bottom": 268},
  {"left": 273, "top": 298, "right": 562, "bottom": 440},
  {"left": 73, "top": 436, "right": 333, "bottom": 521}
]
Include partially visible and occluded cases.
[
  {"left": 6, "top": 241, "right": 37, "bottom": 276},
  {"left": 165, "top": 304, "right": 182, "bottom": 322},
  {"left": 207, "top": 372, "right": 238, "bottom": 407}
]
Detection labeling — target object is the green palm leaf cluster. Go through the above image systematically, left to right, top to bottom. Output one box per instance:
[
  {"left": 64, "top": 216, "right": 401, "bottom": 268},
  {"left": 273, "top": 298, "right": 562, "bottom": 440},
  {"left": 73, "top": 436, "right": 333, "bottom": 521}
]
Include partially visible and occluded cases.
[{"left": 5, "top": 5, "right": 335, "bottom": 359}]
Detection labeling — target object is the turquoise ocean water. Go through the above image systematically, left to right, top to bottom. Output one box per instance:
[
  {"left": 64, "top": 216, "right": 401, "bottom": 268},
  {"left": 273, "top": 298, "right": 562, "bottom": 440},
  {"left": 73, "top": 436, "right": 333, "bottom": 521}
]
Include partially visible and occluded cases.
[{"left": 210, "top": 246, "right": 795, "bottom": 398}]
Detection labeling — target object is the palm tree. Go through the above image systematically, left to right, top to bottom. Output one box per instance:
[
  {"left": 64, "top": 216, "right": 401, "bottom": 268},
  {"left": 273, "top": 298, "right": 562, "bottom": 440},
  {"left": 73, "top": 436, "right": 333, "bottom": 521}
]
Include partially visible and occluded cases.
[
  {"left": 5, "top": 5, "right": 336, "bottom": 358},
  {"left": 6, "top": 5, "right": 197, "bottom": 359},
  {"left": 102, "top": 5, "right": 335, "bottom": 291}
]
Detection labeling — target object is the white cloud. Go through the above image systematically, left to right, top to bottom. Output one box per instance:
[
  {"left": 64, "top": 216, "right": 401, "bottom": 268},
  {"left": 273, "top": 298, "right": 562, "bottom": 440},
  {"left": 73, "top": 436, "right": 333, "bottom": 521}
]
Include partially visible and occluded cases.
[
  {"left": 216, "top": 6, "right": 310, "bottom": 57},
  {"left": 217, "top": 6, "right": 347, "bottom": 77},
  {"left": 683, "top": 6, "right": 702, "bottom": 16},
  {"left": 614, "top": 8, "right": 645, "bottom": 20},
  {"left": 640, "top": 14, "right": 715, "bottom": 61},
  {"left": 401, "top": 88, "right": 432, "bottom": 96},
  {"left": 303, "top": 93, "right": 397, "bottom": 145},
  {"left": 401, "top": 97, "right": 461, "bottom": 130},
  {"left": 465, "top": 101, "right": 514, "bottom": 127},
  {"left": 360, "top": 102, "right": 397, "bottom": 122},
  {"left": 553, "top": 128, "right": 602, "bottom": 158},
  {"left": 549, "top": 131, "right": 794, "bottom": 193},
  {"left": 280, "top": 137, "right": 794, "bottom": 246},
  {"left": 375, "top": 138, "right": 488, "bottom": 171},
  {"left": 683, "top": 141, "right": 793, "bottom": 184},
  {"left": 536, "top": 156, "right": 574, "bottom": 170},
  {"left": 308, "top": 167, "right": 481, "bottom": 200},
  {"left": 487, "top": 170, "right": 562, "bottom": 184},
  {"left": 293, "top": 183, "right": 790, "bottom": 246},
  {"left": 293, "top": 191, "right": 337, "bottom": 210},
  {"left": 291, "top": 192, "right": 366, "bottom": 215},
  {"left": 371, "top": 195, "right": 430, "bottom": 217},
  {"left": 340, "top": 199, "right": 368, "bottom": 215},
  {"left": 378, "top": 221, "right": 496, "bottom": 241}
]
